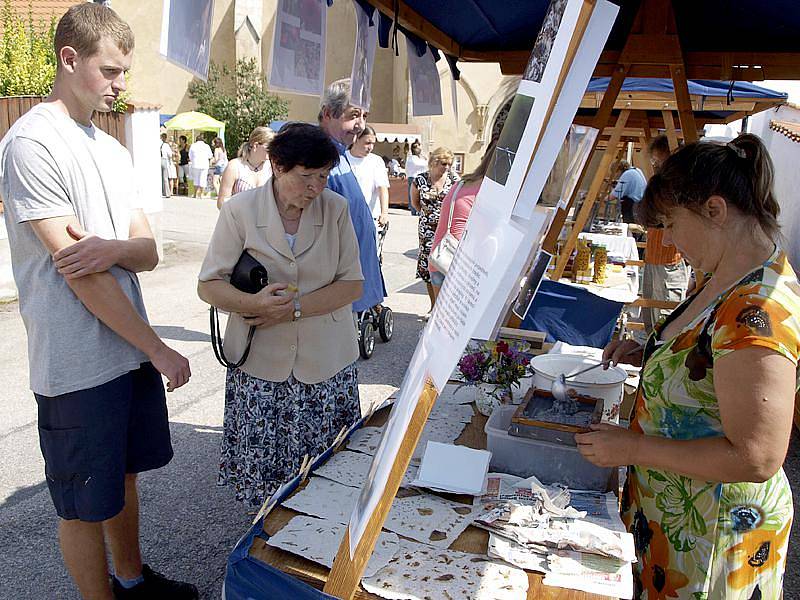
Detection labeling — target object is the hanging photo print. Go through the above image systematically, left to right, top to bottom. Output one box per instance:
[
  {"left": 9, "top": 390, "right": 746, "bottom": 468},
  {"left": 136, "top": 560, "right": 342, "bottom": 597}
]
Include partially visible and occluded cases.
[
  {"left": 159, "top": 0, "right": 214, "bottom": 79},
  {"left": 268, "top": 0, "right": 327, "bottom": 96},
  {"left": 350, "top": 0, "right": 378, "bottom": 110},
  {"left": 523, "top": 0, "right": 568, "bottom": 82},
  {"left": 407, "top": 45, "right": 443, "bottom": 117},
  {"left": 488, "top": 95, "right": 535, "bottom": 186},
  {"left": 512, "top": 249, "right": 554, "bottom": 319}
]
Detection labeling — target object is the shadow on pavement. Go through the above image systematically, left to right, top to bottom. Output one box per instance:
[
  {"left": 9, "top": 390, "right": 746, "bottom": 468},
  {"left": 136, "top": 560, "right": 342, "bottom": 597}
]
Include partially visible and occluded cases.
[
  {"left": 152, "top": 325, "right": 211, "bottom": 343},
  {"left": 0, "top": 421, "right": 250, "bottom": 600}
]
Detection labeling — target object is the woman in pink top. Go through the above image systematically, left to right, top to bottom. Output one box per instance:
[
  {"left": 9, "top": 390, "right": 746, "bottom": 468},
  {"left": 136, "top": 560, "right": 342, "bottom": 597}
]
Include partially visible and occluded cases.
[{"left": 428, "top": 139, "right": 498, "bottom": 299}]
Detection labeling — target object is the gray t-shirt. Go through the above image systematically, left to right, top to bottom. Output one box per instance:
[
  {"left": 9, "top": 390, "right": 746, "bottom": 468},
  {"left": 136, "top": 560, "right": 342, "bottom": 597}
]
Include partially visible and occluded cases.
[{"left": 0, "top": 103, "right": 149, "bottom": 396}]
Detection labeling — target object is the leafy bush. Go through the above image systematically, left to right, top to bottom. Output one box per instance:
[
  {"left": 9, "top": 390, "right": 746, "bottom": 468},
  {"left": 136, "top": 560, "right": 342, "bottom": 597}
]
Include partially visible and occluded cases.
[
  {"left": 0, "top": 0, "right": 56, "bottom": 96},
  {"left": 189, "top": 58, "right": 289, "bottom": 156}
]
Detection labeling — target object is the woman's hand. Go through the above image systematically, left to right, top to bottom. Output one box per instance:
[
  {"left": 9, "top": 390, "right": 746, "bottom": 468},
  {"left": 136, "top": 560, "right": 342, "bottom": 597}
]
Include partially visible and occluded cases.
[
  {"left": 240, "top": 283, "right": 294, "bottom": 328},
  {"left": 602, "top": 338, "right": 643, "bottom": 368},
  {"left": 575, "top": 423, "right": 642, "bottom": 467}
]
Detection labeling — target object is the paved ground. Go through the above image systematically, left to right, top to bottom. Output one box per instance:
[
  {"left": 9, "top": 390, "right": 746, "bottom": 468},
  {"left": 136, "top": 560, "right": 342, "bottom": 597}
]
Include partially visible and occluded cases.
[
  {"left": 0, "top": 196, "right": 798, "bottom": 598},
  {"left": 0, "top": 198, "right": 430, "bottom": 599}
]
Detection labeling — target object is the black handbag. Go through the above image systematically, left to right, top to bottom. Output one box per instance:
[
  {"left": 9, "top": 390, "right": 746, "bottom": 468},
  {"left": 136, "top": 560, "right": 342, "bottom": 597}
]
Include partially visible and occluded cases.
[{"left": 210, "top": 251, "right": 269, "bottom": 369}]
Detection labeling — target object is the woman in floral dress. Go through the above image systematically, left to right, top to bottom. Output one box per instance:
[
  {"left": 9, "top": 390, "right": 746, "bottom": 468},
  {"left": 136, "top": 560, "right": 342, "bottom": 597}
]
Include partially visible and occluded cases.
[
  {"left": 577, "top": 134, "right": 797, "bottom": 599},
  {"left": 410, "top": 146, "right": 459, "bottom": 312}
]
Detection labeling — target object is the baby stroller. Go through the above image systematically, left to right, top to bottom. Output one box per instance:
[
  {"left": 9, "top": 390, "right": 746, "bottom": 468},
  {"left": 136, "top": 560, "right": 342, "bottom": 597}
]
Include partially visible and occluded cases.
[{"left": 356, "top": 221, "right": 394, "bottom": 359}]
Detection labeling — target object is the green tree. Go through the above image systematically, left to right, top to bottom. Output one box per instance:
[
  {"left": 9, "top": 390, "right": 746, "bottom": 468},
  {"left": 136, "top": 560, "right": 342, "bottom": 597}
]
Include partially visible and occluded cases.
[
  {"left": 0, "top": 0, "right": 56, "bottom": 96},
  {"left": 0, "top": 1, "right": 129, "bottom": 112},
  {"left": 188, "top": 58, "right": 289, "bottom": 156}
]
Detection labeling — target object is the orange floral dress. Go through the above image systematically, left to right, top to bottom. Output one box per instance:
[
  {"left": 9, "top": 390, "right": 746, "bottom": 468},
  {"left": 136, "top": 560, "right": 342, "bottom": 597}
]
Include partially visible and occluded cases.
[{"left": 622, "top": 249, "right": 798, "bottom": 599}]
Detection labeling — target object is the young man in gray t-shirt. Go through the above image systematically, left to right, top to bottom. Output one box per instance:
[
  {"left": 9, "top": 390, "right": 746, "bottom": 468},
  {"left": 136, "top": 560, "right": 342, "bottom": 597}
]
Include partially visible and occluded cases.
[{"left": 0, "top": 5, "right": 196, "bottom": 599}]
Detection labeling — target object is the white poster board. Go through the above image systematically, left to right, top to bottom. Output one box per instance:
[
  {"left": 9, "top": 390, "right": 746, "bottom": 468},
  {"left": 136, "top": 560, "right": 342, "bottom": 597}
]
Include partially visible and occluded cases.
[
  {"left": 159, "top": 0, "right": 214, "bottom": 80},
  {"left": 268, "top": 0, "right": 327, "bottom": 96},
  {"left": 347, "top": 0, "right": 619, "bottom": 559},
  {"left": 349, "top": 0, "right": 378, "bottom": 111},
  {"left": 407, "top": 45, "right": 443, "bottom": 117}
]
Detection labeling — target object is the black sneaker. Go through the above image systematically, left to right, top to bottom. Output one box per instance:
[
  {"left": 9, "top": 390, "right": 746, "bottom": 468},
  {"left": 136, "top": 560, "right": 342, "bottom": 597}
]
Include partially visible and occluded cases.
[{"left": 112, "top": 564, "right": 199, "bottom": 599}]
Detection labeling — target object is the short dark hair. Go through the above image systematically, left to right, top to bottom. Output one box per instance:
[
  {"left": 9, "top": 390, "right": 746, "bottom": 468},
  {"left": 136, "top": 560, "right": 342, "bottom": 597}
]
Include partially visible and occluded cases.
[
  {"left": 268, "top": 122, "right": 340, "bottom": 172},
  {"left": 639, "top": 133, "right": 780, "bottom": 239},
  {"left": 648, "top": 134, "right": 670, "bottom": 157},
  {"left": 179, "top": 135, "right": 187, "bottom": 143}
]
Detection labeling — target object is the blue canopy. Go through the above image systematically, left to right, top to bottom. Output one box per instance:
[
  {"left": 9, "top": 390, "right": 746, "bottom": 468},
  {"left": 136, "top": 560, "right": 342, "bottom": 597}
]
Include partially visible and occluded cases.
[
  {"left": 392, "top": 1, "right": 800, "bottom": 56},
  {"left": 585, "top": 78, "right": 787, "bottom": 101}
]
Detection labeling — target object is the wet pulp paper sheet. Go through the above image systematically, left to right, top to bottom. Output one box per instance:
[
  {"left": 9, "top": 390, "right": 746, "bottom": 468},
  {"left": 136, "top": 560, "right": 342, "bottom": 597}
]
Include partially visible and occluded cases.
[
  {"left": 268, "top": 0, "right": 327, "bottom": 96},
  {"left": 349, "top": 0, "right": 378, "bottom": 110},
  {"left": 438, "top": 382, "right": 478, "bottom": 405},
  {"left": 428, "top": 398, "right": 474, "bottom": 424},
  {"left": 347, "top": 421, "right": 467, "bottom": 462},
  {"left": 347, "top": 426, "right": 384, "bottom": 455},
  {"left": 413, "top": 442, "right": 491, "bottom": 496},
  {"left": 315, "top": 450, "right": 418, "bottom": 489},
  {"left": 284, "top": 475, "right": 472, "bottom": 550},
  {"left": 283, "top": 477, "right": 359, "bottom": 524},
  {"left": 384, "top": 493, "right": 475, "bottom": 549},
  {"left": 267, "top": 515, "right": 399, "bottom": 578},
  {"left": 488, "top": 533, "right": 549, "bottom": 573},
  {"left": 362, "top": 539, "right": 529, "bottom": 600},
  {"left": 544, "top": 550, "right": 633, "bottom": 599}
]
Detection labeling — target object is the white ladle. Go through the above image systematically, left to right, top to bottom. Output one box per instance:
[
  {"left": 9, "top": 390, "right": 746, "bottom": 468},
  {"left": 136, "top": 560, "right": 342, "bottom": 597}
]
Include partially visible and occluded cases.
[
  {"left": 551, "top": 348, "right": 638, "bottom": 403},
  {"left": 551, "top": 361, "right": 613, "bottom": 403}
]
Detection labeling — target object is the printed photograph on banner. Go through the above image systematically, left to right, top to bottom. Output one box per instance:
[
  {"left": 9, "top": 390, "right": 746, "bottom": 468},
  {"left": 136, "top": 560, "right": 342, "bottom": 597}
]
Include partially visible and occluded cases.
[
  {"left": 159, "top": 0, "right": 214, "bottom": 79},
  {"left": 268, "top": 0, "right": 326, "bottom": 96},
  {"left": 350, "top": 0, "right": 378, "bottom": 111},
  {"left": 512, "top": 0, "right": 618, "bottom": 220},
  {"left": 523, "top": 0, "right": 569, "bottom": 82},
  {"left": 407, "top": 45, "right": 443, "bottom": 117},
  {"left": 488, "top": 94, "right": 535, "bottom": 186},
  {"left": 538, "top": 125, "right": 598, "bottom": 208},
  {"left": 559, "top": 125, "right": 599, "bottom": 209},
  {"left": 512, "top": 249, "right": 554, "bottom": 319}
]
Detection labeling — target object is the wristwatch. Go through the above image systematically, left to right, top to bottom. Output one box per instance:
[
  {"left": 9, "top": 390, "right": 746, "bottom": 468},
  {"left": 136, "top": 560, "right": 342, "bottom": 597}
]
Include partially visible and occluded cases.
[{"left": 293, "top": 296, "right": 302, "bottom": 321}]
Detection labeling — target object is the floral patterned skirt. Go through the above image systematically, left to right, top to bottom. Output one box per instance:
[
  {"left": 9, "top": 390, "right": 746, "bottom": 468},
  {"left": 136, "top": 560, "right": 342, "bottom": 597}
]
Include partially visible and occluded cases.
[{"left": 218, "top": 363, "right": 361, "bottom": 509}]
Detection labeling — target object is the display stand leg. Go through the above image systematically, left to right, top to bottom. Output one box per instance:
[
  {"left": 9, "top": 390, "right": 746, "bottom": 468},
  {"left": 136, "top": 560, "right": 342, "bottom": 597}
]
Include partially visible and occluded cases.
[{"left": 323, "top": 382, "right": 439, "bottom": 599}]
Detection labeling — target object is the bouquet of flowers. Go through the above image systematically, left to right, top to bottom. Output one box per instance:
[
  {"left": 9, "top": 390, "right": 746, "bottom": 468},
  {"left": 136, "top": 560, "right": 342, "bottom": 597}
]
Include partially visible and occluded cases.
[{"left": 458, "top": 340, "right": 530, "bottom": 399}]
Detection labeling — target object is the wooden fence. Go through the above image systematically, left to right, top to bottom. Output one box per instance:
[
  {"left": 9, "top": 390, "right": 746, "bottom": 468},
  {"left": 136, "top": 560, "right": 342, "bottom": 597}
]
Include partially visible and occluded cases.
[{"left": 0, "top": 96, "right": 127, "bottom": 146}]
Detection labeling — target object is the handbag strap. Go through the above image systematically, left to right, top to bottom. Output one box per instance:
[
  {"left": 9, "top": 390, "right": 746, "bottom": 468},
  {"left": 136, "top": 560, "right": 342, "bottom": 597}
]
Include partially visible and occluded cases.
[
  {"left": 444, "top": 181, "right": 463, "bottom": 235},
  {"left": 209, "top": 307, "right": 257, "bottom": 369}
]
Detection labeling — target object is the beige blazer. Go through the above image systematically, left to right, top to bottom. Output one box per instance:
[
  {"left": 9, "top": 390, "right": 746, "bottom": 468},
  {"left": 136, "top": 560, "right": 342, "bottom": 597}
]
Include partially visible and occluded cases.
[{"left": 199, "top": 180, "right": 363, "bottom": 384}]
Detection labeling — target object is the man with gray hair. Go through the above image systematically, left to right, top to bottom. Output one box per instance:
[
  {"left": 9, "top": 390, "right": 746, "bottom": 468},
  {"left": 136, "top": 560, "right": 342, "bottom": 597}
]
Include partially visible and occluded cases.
[{"left": 319, "top": 78, "right": 385, "bottom": 314}]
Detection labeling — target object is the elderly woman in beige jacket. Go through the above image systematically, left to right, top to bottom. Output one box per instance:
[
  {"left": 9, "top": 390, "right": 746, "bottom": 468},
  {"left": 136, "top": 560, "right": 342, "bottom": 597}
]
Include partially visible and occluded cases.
[{"left": 198, "top": 123, "right": 363, "bottom": 508}]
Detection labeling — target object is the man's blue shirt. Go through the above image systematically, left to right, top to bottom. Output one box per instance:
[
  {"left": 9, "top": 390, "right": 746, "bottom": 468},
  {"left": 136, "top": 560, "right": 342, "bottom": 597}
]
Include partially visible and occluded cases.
[
  {"left": 327, "top": 137, "right": 385, "bottom": 312},
  {"left": 612, "top": 167, "right": 647, "bottom": 203}
]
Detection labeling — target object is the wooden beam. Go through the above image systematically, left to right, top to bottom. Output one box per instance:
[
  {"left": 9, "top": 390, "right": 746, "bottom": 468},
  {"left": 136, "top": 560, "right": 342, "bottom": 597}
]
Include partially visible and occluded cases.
[
  {"left": 542, "top": 64, "right": 629, "bottom": 256},
  {"left": 670, "top": 64, "right": 698, "bottom": 143},
  {"left": 551, "top": 109, "right": 630, "bottom": 280},
  {"left": 662, "top": 110, "right": 679, "bottom": 150},
  {"left": 638, "top": 136, "right": 653, "bottom": 179}
]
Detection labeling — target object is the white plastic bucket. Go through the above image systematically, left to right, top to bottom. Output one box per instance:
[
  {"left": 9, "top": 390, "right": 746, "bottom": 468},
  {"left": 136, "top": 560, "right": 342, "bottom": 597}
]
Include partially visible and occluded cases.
[{"left": 529, "top": 354, "right": 627, "bottom": 422}]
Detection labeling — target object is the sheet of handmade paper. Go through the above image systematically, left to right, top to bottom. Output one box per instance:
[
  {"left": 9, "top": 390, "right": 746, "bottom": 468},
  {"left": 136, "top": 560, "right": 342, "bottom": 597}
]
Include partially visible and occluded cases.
[
  {"left": 267, "top": 515, "right": 398, "bottom": 578},
  {"left": 362, "top": 539, "right": 529, "bottom": 600}
]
